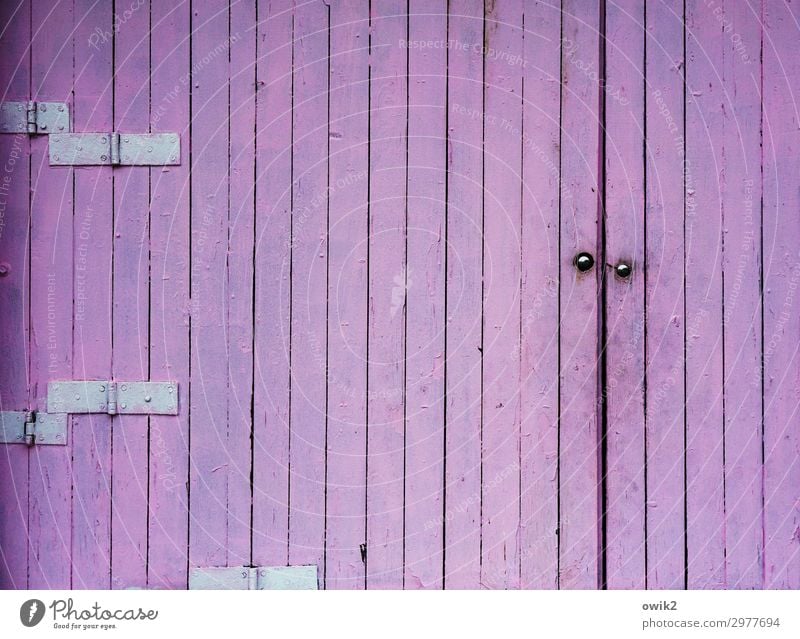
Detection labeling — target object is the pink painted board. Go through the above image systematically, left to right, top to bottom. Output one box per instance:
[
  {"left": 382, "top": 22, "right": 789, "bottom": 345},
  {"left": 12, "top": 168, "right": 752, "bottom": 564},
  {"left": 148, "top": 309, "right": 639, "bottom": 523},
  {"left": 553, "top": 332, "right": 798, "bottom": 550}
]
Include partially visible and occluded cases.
[
  {"left": 0, "top": 0, "right": 31, "bottom": 590},
  {"left": 28, "top": 0, "right": 74, "bottom": 589},
  {"left": 71, "top": 0, "right": 114, "bottom": 589},
  {"left": 112, "top": 0, "right": 152, "bottom": 589},
  {"left": 148, "top": 0, "right": 191, "bottom": 589},
  {"left": 189, "top": 0, "right": 234, "bottom": 569},
  {"left": 227, "top": 0, "right": 258, "bottom": 568},
  {"left": 252, "top": 0, "right": 293, "bottom": 570},
  {"left": 288, "top": 0, "right": 328, "bottom": 571},
  {"left": 325, "top": 0, "right": 369, "bottom": 590},
  {"left": 366, "top": 0, "right": 408, "bottom": 589},
  {"left": 404, "top": 0, "right": 447, "bottom": 590},
  {"left": 444, "top": 0, "right": 483, "bottom": 590},
  {"left": 481, "top": 0, "right": 523, "bottom": 590},
  {"left": 519, "top": 0, "right": 562, "bottom": 590},
  {"left": 558, "top": 0, "right": 602, "bottom": 589},
  {"left": 604, "top": 0, "right": 647, "bottom": 589},
  {"left": 644, "top": 0, "right": 687, "bottom": 590},
  {"left": 685, "top": 0, "right": 726, "bottom": 589},
  {"left": 721, "top": 0, "right": 763, "bottom": 589},
  {"left": 763, "top": 0, "right": 800, "bottom": 590}
]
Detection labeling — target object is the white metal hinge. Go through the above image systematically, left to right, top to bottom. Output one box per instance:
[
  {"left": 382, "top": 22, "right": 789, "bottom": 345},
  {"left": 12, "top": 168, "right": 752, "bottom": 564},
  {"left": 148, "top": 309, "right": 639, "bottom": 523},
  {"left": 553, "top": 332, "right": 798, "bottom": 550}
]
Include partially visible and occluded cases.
[
  {"left": 0, "top": 101, "right": 70, "bottom": 134},
  {"left": 49, "top": 132, "right": 180, "bottom": 166},
  {"left": 47, "top": 381, "right": 179, "bottom": 416},
  {"left": 0, "top": 410, "right": 68, "bottom": 446},
  {"left": 189, "top": 566, "right": 319, "bottom": 590}
]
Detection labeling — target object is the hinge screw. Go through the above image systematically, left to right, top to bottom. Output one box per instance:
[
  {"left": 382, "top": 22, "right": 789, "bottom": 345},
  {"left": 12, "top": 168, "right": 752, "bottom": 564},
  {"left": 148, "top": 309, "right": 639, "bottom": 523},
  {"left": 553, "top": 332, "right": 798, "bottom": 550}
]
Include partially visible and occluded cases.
[
  {"left": 40, "top": 104, "right": 46, "bottom": 112},
  {"left": 58, "top": 105, "right": 64, "bottom": 112},
  {"left": 40, "top": 123, "right": 47, "bottom": 130},
  {"left": 0, "top": 262, "right": 10, "bottom": 276},
  {"left": 100, "top": 385, "right": 105, "bottom": 391},
  {"left": 144, "top": 395, "right": 152, "bottom": 403},
  {"left": 121, "top": 403, "right": 127, "bottom": 409}
]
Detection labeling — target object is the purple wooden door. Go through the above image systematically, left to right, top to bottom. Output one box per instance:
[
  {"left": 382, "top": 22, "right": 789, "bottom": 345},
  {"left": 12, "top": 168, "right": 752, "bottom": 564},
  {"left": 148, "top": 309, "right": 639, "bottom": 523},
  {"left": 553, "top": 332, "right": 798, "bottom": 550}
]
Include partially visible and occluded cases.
[{"left": 0, "top": 0, "right": 798, "bottom": 590}]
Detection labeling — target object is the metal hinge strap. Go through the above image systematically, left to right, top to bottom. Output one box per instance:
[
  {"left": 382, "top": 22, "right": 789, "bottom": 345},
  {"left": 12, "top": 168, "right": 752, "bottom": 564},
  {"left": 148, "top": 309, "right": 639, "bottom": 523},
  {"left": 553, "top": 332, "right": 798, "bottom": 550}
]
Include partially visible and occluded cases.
[
  {"left": 0, "top": 101, "right": 70, "bottom": 134},
  {"left": 49, "top": 132, "right": 180, "bottom": 166},
  {"left": 47, "top": 380, "right": 178, "bottom": 416},
  {"left": 0, "top": 410, "right": 68, "bottom": 446},
  {"left": 189, "top": 565, "right": 319, "bottom": 590}
]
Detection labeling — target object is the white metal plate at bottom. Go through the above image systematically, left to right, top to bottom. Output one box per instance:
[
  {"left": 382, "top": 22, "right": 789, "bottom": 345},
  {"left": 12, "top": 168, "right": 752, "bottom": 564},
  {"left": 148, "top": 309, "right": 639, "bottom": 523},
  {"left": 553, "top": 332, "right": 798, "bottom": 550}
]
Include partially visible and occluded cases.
[{"left": 189, "top": 565, "right": 318, "bottom": 590}]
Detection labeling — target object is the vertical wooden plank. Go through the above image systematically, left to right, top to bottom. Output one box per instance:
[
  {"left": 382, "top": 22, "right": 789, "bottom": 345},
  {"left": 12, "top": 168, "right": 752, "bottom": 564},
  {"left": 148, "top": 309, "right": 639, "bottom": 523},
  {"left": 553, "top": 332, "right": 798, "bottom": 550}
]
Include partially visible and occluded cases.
[
  {"left": 0, "top": 0, "right": 31, "bottom": 590},
  {"left": 28, "top": 0, "right": 73, "bottom": 589},
  {"left": 71, "top": 0, "right": 113, "bottom": 589},
  {"left": 112, "top": 0, "right": 151, "bottom": 589},
  {"left": 148, "top": 0, "right": 191, "bottom": 589},
  {"left": 190, "top": 0, "right": 234, "bottom": 570},
  {"left": 228, "top": 0, "right": 257, "bottom": 569},
  {"left": 253, "top": 0, "right": 292, "bottom": 570},
  {"left": 289, "top": 0, "right": 328, "bottom": 571},
  {"left": 325, "top": 0, "right": 369, "bottom": 589},
  {"left": 366, "top": 0, "right": 407, "bottom": 589},
  {"left": 404, "top": 0, "right": 446, "bottom": 590},
  {"left": 444, "top": 0, "right": 483, "bottom": 589},
  {"left": 481, "top": 0, "right": 523, "bottom": 590},
  {"left": 519, "top": 0, "right": 561, "bottom": 590},
  {"left": 559, "top": 0, "right": 601, "bottom": 590},
  {"left": 604, "top": 0, "right": 646, "bottom": 589},
  {"left": 644, "top": 0, "right": 686, "bottom": 590},
  {"left": 685, "top": 0, "right": 725, "bottom": 589},
  {"left": 721, "top": 0, "right": 762, "bottom": 589},
  {"left": 763, "top": 0, "right": 800, "bottom": 590}
]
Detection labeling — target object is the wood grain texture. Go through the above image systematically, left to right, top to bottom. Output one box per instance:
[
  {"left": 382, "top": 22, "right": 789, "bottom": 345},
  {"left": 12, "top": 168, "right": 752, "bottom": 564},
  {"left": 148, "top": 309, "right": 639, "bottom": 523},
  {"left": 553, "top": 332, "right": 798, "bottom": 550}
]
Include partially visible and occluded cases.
[
  {"left": 0, "top": 0, "right": 31, "bottom": 590},
  {"left": 28, "top": 0, "right": 74, "bottom": 589},
  {"left": 71, "top": 0, "right": 113, "bottom": 589},
  {"left": 112, "top": 0, "right": 151, "bottom": 589},
  {"left": 148, "top": 0, "right": 191, "bottom": 590},
  {"left": 253, "top": 0, "right": 292, "bottom": 570},
  {"left": 325, "top": 0, "right": 369, "bottom": 590},
  {"left": 366, "top": 0, "right": 407, "bottom": 589},
  {"left": 404, "top": 0, "right": 447, "bottom": 590},
  {"left": 444, "top": 0, "right": 483, "bottom": 589},
  {"left": 559, "top": 0, "right": 602, "bottom": 589},
  {"left": 604, "top": 0, "right": 646, "bottom": 589},
  {"left": 644, "top": 0, "right": 686, "bottom": 590},
  {"left": 685, "top": 0, "right": 725, "bottom": 589},
  {"left": 763, "top": 0, "right": 800, "bottom": 590}
]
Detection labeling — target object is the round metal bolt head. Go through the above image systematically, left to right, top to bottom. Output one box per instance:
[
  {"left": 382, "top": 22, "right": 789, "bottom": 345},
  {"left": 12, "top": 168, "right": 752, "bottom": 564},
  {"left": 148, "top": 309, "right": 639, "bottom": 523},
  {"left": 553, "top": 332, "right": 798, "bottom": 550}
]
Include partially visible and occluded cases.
[
  {"left": 574, "top": 252, "right": 594, "bottom": 273},
  {"left": 0, "top": 262, "right": 10, "bottom": 276},
  {"left": 615, "top": 262, "right": 633, "bottom": 279},
  {"left": 144, "top": 395, "right": 152, "bottom": 403},
  {"left": 121, "top": 403, "right": 127, "bottom": 409}
]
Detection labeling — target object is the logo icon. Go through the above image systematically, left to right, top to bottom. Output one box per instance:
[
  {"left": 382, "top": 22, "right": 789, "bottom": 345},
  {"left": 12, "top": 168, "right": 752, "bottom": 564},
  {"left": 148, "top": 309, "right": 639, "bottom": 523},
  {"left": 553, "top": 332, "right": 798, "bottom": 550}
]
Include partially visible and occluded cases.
[{"left": 20, "top": 599, "right": 45, "bottom": 627}]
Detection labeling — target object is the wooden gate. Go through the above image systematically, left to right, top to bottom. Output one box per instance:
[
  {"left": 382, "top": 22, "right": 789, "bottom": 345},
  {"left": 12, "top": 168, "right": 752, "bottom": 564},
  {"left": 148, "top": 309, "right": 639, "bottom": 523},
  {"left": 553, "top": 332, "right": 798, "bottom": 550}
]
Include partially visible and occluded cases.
[{"left": 0, "top": 0, "right": 798, "bottom": 590}]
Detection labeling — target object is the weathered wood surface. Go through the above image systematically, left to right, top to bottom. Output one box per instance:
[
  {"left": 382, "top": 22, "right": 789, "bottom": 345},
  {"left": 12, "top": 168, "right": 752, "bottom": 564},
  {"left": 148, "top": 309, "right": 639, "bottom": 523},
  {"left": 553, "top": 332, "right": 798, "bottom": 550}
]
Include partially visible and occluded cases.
[{"left": 0, "top": 0, "right": 797, "bottom": 590}]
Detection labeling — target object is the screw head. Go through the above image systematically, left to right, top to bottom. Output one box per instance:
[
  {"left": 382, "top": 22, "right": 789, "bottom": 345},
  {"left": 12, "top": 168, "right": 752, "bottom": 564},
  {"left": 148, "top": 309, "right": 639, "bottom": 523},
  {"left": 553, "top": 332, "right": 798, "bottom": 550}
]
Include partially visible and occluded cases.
[
  {"left": 574, "top": 252, "right": 594, "bottom": 273},
  {"left": 0, "top": 262, "right": 10, "bottom": 276},
  {"left": 615, "top": 262, "right": 633, "bottom": 279},
  {"left": 144, "top": 395, "right": 152, "bottom": 403}
]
